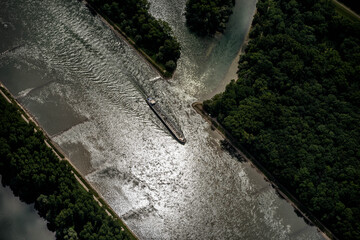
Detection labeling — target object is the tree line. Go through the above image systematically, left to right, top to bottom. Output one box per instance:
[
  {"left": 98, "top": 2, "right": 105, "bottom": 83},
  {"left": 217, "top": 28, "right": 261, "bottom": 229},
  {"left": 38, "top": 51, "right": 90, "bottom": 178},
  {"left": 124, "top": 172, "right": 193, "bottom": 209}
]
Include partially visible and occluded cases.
[
  {"left": 87, "top": 0, "right": 181, "bottom": 75},
  {"left": 185, "top": 0, "right": 235, "bottom": 36},
  {"left": 204, "top": 0, "right": 360, "bottom": 239},
  {"left": 338, "top": 0, "right": 360, "bottom": 14},
  {"left": 0, "top": 95, "right": 131, "bottom": 240}
]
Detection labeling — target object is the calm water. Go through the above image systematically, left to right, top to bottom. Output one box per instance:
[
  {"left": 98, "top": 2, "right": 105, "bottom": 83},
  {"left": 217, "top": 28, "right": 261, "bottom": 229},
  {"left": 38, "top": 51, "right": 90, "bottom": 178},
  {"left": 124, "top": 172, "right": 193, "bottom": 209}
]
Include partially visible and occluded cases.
[
  {"left": 0, "top": 0, "right": 324, "bottom": 239},
  {"left": 0, "top": 179, "right": 55, "bottom": 240}
]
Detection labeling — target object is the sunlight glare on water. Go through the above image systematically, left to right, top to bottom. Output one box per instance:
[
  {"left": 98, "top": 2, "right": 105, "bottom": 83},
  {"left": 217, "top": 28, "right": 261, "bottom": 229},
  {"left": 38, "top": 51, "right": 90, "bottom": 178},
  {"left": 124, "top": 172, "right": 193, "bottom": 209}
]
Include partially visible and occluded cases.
[{"left": 0, "top": 0, "right": 324, "bottom": 239}]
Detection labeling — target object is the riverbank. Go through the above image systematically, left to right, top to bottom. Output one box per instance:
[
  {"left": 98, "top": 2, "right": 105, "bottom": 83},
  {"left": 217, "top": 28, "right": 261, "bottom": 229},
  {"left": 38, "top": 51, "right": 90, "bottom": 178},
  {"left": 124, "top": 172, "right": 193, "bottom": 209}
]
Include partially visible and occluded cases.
[
  {"left": 81, "top": 0, "right": 173, "bottom": 79},
  {"left": 333, "top": 0, "right": 360, "bottom": 22},
  {"left": 201, "top": 9, "right": 256, "bottom": 101},
  {"left": 0, "top": 82, "right": 138, "bottom": 240},
  {"left": 192, "top": 102, "right": 334, "bottom": 240}
]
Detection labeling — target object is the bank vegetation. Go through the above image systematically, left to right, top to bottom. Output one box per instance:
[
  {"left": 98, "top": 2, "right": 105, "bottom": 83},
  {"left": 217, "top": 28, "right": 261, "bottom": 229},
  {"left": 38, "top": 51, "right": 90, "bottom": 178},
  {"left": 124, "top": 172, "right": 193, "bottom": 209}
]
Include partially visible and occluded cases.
[
  {"left": 87, "top": 0, "right": 181, "bottom": 77},
  {"left": 185, "top": 0, "right": 235, "bottom": 36},
  {"left": 204, "top": 0, "right": 360, "bottom": 239},
  {"left": 0, "top": 91, "right": 133, "bottom": 240}
]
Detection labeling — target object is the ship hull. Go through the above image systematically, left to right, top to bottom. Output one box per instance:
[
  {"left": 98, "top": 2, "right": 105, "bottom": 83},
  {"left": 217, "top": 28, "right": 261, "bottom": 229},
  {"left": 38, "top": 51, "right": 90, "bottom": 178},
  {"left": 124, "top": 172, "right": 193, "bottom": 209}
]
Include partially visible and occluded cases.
[{"left": 146, "top": 98, "right": 186, "bottom": 144}]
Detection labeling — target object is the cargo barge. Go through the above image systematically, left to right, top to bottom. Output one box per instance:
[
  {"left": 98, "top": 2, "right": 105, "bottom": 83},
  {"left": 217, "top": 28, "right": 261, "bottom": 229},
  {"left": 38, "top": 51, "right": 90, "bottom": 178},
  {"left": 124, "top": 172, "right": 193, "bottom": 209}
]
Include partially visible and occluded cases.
[{"left": 146, "top": 97, "right": 186, "bottom": 144}]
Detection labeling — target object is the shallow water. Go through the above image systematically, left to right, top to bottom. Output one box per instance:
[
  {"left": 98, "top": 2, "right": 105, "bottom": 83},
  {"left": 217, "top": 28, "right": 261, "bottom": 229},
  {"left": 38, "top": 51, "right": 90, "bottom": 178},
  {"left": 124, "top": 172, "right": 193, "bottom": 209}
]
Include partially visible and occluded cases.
[{"left": 0, "top": 0, "right": 324, "bottom": 239}]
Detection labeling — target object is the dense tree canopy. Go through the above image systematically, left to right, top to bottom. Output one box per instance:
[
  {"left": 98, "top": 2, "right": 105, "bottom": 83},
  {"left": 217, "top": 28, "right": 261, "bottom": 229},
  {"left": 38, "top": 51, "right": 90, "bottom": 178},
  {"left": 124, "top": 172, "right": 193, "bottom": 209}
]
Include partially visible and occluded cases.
[
  {"left": 87, "top": 0, "right": 181, "bottom": 74},
  {"left": 185, "top": 0, "right": 235, "bottom": 36},
  {"left": 204, "top": 0, "right": 360, "bottom": 239},
  {"left": 0, "top": 95, "right": 131, "bottom": 240}
]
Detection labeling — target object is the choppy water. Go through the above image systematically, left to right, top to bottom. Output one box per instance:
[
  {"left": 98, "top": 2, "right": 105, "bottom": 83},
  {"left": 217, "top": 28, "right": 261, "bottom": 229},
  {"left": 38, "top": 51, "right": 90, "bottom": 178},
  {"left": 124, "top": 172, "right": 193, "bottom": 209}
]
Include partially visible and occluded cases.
[{"left": 0, "top": 0, "right": 324, "bottom": 239}]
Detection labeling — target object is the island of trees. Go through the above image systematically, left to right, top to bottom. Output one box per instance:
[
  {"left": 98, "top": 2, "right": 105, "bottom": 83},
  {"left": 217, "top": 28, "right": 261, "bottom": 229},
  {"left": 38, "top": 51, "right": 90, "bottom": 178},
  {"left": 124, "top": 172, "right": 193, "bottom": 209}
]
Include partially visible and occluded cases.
[
  {"left": 87, "top": 0, "right": 181, "bottom": 77},
  {"left": 185, "top": 0, "right": 235, "bottom": 36},
  {"left": 204, "top": 0, "right": 360, "bottom": 239},
  {"left": 0, "top": 93, "right": 132, "bottom": 240}
]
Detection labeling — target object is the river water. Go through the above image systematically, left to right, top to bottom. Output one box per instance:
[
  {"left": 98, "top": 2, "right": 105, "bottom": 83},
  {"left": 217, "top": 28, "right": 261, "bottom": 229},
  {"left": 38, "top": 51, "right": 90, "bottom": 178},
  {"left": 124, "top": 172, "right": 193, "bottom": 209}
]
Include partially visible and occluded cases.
[
  {"left": 0, "top": 0, "right": 324, "bottom": 239},
  {"left": 0, "top": 178, "right": 55, "bottom": 240}
]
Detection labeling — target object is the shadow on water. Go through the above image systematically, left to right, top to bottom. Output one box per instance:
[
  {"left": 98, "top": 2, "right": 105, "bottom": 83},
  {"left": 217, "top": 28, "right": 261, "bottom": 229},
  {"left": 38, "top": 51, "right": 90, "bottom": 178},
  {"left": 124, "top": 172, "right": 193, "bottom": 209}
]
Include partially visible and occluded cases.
[
  {"left": 0, "top": 0, "right": 326, "bottom": 239},
  {"left": 85, "top": 3, "right": 97, "bottom": 17},
  {"left": 220, "top": 139, "right": 246, "bottom": 163},
  {"left": 294, "top": 208, "right": 314, "bottom": 227}
]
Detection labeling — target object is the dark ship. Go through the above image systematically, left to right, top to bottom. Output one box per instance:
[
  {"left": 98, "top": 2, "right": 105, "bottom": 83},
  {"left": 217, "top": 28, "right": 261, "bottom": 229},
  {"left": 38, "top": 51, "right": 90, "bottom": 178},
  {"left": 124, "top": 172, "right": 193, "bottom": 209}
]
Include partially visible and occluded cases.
[{"left": 146, "top": 97, "right": 186, "bottom": 144}]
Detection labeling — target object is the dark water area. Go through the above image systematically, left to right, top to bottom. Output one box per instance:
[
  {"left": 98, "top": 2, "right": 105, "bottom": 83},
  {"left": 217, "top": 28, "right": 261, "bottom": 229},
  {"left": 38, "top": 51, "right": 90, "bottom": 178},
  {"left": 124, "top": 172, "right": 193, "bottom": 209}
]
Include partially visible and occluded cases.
[
  {"left": 0, "top": 0, "right": 324, "bottom": 239},
  {"left": 0, "top": 179, "right": 55, "bottom": 240}
]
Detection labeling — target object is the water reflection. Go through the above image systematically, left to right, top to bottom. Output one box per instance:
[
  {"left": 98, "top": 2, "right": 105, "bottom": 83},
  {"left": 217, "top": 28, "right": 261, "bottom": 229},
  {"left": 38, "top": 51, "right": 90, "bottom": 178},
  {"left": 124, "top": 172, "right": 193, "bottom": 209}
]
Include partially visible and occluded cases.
[
  {"left": 0, "top": 0, "right": 324, "bottom": 239},
  {"left": 0, "top": 180, "right": 54, "bottom": 240}
]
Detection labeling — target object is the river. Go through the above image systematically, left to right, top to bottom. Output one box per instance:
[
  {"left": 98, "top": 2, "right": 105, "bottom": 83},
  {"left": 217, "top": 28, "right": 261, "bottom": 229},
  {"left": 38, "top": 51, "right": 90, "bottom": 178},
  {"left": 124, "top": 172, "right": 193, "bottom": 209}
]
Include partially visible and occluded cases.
[
  {"left": 0, "top": 0, "right": 324, "bottom": 239},
  {"left": 0, "top": 178, "right": 55, "bottom": 240}
]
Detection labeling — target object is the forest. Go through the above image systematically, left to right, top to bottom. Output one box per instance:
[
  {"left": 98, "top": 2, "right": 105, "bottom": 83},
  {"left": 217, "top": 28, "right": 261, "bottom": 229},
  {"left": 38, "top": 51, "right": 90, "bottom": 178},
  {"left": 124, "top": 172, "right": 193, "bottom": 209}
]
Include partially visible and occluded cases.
[
  {"left": 87, "top": 0, "right": 181, "bottom": 75},
  {"left": 185, "top": 0, "right": 235, "bottom": 36},
  {"left": 204, "top": 0, "right": 360, "bottom": 239},
  {"left": 0, "top": 95, "right": 131, "bottom": 240}
]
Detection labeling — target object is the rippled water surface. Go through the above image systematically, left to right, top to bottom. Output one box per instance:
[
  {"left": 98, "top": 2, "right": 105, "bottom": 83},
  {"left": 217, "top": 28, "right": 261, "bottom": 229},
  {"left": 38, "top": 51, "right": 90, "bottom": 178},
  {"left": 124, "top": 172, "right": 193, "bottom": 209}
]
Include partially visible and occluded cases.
[{"left": 0, "top": 0, "right": 324, "bottom": 239}]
